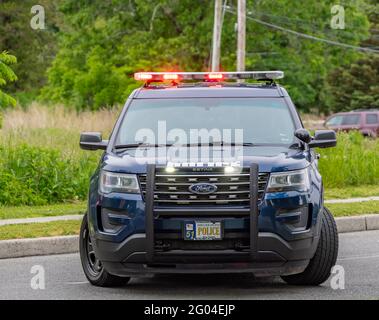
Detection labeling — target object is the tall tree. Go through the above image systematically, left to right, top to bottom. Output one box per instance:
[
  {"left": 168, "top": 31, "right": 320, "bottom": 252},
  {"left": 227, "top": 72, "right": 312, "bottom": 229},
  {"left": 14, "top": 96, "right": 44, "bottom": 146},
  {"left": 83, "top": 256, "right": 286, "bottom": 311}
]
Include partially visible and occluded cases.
[
  {"left": 0, "top": 0, "right": 60, "bottom": 98},
  {"left": 41, "top": 0, "right": 371, "bottom": 111},
  {"left": 324, "top": 0, "right": 379, "bottom": 112},
  {"left": 362, "top": 0, "right": 379, "bottom": 49},
  {"left": 0, "top": 51, "right": 17, "bottom": 109},
  {"left": 325, "top": 55, "right": 379, "bottom": 112}
]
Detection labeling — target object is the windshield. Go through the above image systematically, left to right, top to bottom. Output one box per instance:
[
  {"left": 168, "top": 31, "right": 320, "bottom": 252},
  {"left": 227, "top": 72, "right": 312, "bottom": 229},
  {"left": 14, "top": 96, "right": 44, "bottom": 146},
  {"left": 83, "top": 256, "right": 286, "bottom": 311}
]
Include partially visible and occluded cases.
[{"left": 115, "top": 98, "right": 295, "bottom": 146}]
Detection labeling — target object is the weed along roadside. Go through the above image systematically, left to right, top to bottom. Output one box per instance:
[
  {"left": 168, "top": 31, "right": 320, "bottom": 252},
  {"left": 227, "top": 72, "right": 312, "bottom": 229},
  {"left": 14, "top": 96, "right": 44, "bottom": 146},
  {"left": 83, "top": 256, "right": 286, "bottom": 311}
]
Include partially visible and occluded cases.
[{"left": 317, "top": 131, "right": 379, "bottom": 187}]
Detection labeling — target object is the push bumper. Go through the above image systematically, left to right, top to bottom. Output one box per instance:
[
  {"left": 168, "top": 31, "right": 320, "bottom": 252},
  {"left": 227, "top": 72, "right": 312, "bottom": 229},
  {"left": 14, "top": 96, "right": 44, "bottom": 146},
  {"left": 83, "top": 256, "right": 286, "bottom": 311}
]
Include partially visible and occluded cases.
[{"left": 95, "top": 231, "right": 318, "bottom": 277}]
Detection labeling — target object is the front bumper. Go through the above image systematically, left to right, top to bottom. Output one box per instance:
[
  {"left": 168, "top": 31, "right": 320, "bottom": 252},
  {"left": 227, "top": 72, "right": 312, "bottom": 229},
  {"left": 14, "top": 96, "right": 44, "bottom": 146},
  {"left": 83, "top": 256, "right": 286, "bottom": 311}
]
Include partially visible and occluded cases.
[{"left": 96, "top": 231, "right": 318, "bottom": 277}]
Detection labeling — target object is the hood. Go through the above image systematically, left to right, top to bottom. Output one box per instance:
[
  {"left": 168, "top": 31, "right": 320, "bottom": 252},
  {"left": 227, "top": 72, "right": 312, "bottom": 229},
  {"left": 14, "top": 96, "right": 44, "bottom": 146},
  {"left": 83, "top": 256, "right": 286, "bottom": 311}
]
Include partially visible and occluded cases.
[{"left": 101, "top": 146, "right": 311, "bottom": 174}]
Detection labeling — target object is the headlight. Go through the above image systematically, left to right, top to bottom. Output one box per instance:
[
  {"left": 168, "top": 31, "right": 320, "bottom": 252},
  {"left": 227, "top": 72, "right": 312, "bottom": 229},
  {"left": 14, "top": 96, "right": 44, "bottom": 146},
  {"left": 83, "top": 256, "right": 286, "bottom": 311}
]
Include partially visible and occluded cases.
[
  {"left": 267, "top": 168, "right": 310, "bottom": 192},
  {"left": 99, "top": 171, "right": 140, "bottom": 194}
]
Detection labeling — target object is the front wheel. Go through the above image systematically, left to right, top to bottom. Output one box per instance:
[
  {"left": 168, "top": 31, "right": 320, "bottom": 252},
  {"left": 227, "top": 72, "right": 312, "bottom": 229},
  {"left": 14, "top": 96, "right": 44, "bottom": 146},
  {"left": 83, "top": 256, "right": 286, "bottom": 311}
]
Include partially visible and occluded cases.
[
  {"left": 281, "top": 207, "right": 338, "bottom": 286},
  {"left": 79, "top": 214, "right": 130, "bottom": 287}
]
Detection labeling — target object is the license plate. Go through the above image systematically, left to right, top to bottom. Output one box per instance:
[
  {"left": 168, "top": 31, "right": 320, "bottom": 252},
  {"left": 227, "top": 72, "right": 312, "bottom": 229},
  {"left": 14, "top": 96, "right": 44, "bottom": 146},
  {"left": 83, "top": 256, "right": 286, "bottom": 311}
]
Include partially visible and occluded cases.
[{"left": 184, "top": 221, "right": 222, "bottom": 240}]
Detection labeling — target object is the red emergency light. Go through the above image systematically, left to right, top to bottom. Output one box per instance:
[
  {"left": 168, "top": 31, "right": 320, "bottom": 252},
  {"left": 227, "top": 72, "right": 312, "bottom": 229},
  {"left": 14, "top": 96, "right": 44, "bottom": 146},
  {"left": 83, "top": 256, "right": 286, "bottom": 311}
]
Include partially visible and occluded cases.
[{"left": 206, "top": 73, "right": 224, "bottom": 80}]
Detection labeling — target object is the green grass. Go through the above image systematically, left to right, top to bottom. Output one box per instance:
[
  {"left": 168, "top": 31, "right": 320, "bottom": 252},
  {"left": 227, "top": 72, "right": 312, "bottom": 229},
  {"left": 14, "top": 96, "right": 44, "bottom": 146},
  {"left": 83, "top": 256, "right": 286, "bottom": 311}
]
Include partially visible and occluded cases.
[
  {"left": 318, "top": 132, "right": 379, "bottom": 188},
  {"left": 325, "top": 185, "right": 379, "bottom": 200},
  {"left": 327, "top": 201, "right": 379, "bottom": 217},
  {"left": 0, "top": 202, "right": 86, "bottom": 220},
  {"left": 0, "top": 220, "right": 81, "bottom": 240}
]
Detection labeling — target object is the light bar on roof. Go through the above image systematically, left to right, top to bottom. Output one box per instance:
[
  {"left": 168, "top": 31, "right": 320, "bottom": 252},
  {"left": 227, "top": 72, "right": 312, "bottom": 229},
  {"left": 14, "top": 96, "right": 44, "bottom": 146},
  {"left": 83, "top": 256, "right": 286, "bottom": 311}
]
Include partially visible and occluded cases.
[{"left": 134, "top": 71, "right": 284, "bottom": 82}]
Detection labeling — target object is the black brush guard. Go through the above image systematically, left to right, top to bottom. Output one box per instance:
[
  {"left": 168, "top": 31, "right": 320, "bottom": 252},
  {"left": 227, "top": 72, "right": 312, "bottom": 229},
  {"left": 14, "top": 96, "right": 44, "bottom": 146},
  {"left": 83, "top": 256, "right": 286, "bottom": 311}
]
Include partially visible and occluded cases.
[{"left": 144, "top": 163, "right": 259, "bottom": 262}]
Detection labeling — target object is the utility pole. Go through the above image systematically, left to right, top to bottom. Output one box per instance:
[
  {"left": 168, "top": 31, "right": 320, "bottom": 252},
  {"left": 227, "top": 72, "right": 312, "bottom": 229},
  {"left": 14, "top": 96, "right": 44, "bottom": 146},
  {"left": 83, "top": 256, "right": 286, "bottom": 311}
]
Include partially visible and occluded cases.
[
  {"left": 211, "top": 0, "right": 223, "bottom": 72},
  {"left": 237, "top": 0, "right": 246, "bottom": 72}
]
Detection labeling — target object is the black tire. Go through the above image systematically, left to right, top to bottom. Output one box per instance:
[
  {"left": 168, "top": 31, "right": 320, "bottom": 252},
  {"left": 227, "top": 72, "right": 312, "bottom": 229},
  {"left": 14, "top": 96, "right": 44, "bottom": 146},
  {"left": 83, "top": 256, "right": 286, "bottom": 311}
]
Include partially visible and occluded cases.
[
  {"left": 281, "top": 207, "right": 338, "bottom": 286},
  {"left": 79, "top": 214, "right": 130, "bottom": 287}
]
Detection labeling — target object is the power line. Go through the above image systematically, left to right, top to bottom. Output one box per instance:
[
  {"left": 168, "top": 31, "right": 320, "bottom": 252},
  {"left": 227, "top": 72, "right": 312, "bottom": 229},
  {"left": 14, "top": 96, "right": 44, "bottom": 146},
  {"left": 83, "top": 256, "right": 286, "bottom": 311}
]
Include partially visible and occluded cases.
[
  {"left": 226, "top": 8, "right": 379, "bottom": 54},
  {"left": 251, "top": 10, "right": 377, "bottom": 45}
]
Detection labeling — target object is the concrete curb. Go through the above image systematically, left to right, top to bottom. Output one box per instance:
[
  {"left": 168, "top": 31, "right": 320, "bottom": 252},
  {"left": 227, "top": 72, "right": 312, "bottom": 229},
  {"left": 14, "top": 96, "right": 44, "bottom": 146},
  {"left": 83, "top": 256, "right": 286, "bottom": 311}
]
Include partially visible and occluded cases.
[
  {"left": 336, "top": 214, "right": 379, "bottom": 233},
  {"left": 0, "top": 215, "right": 379, "bottom": 259},
  {"left": 0, "top": 235, "right": 79, "bottom": 259}
]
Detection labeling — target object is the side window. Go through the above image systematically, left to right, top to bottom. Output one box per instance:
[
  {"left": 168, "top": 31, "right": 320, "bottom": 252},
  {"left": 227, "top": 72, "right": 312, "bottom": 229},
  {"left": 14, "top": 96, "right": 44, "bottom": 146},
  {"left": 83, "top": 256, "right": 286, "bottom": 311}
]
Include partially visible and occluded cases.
[
  {"left": 342, "top": 114, "right": 360, "bottom": 125},
  {"left": 366, "top": 114, "right": 378, "bottom": 125}
]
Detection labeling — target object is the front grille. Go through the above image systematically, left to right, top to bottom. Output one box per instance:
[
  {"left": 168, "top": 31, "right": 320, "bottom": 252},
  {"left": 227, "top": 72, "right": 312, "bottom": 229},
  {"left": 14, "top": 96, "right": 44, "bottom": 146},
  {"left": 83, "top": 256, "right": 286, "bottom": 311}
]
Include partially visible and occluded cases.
[{"left": 138, "top": 167, "right": 269, "bottom": 207}]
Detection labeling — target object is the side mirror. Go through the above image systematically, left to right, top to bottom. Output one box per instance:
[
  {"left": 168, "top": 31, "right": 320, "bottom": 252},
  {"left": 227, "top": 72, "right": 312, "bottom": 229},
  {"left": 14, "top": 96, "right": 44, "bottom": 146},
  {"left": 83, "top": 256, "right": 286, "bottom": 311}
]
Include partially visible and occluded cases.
[
  {"left": 294, "top": 129, "right": 312, "bottom": 143},
  {"left": 308, "top": 130, "right": 337, "bottom": 148},
  {"left": 80, "top": 132, "right": 108, "bottom": 150}
]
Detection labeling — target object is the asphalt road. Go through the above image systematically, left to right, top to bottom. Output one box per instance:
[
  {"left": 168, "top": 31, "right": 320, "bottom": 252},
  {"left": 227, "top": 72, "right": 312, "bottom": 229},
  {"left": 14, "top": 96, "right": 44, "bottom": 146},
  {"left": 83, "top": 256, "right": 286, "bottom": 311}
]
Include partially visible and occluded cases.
[{"left": 0, "top": 230, "right": 378, "bottom": 300}]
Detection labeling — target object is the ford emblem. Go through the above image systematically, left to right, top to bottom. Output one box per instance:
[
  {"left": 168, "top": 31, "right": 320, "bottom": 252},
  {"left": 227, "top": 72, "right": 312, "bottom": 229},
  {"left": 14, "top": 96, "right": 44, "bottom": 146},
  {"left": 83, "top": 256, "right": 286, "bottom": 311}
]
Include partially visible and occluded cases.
[{"left": 188, "top": 183, "right": 218, "bottom": 195}]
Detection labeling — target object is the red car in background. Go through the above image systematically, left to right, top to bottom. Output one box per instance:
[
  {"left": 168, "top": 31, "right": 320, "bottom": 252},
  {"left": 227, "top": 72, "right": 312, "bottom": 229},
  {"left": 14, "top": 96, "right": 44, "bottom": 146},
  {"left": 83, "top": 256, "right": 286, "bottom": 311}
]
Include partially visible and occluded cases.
[{"left": 324, "top": 109, "right": 379, "bottom": 138}]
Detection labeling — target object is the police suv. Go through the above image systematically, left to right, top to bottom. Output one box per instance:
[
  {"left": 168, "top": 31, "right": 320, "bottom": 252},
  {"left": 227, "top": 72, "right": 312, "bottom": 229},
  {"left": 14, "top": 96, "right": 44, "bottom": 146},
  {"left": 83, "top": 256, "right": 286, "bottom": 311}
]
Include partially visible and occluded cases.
[{"left": 79, "top": 71, "right": 338, "bottom": 287}]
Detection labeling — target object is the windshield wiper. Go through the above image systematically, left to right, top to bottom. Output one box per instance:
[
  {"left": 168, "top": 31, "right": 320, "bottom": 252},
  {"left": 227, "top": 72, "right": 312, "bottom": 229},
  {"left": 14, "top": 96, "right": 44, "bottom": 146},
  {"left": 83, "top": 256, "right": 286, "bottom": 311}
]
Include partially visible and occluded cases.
[
  {"left": 113, "top": 141, "right": 257, "bottom": 151},
  {"left": 179, "top": 142, "right": 256, "bottom": 147},
  {"left": 113, "top": 143, "right": 173, "bottom": 150}
]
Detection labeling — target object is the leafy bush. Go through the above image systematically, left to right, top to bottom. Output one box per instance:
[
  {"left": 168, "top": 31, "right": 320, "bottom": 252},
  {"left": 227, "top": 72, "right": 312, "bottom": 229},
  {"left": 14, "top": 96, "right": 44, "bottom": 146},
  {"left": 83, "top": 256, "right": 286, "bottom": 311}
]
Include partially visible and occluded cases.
[{"left": 0, "top": 144, "right": 98, "bottom": 206}]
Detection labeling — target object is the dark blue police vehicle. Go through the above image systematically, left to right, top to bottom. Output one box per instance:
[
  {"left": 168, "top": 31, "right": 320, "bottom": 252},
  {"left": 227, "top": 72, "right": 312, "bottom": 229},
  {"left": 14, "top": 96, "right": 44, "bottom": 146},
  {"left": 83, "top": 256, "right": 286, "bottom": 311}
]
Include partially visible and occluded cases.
[{"left": 79, "top": 71, "right": 338, "bottom": 287}]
